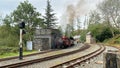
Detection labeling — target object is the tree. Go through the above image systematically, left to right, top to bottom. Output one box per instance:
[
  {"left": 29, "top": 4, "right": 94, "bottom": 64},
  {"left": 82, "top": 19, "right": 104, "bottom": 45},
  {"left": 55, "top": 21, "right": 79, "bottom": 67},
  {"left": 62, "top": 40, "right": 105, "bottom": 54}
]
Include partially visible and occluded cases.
[
  {"left": 12, "top": 0, "right": 44, "bottom": 40},
  {"left": 44, "top": 0, "right": 57, "bottom": 28},
  {"left": 98, "top": 0, "right": 120, "bottom": 36},
  {"left": 0, "top": 1, "right": 45, "bottom": 53},
  {"left": 88, "top": 11, "right": 101, "bottom": 24},
  {"left": 0, "top": 14, "right": 2, "bottom": 22},
  {"left": 0, "top": 15, "right": 19, "bottom": 47},
  {"left": 3, "top": 15, "right": 12, "bottom": 28},
  {"left": 75, "top": 17, "right": 82, "bottom": 36},
  {"left": 76, "top": 17, "right": 81, "bottom": 30},
  {"left": 64, "top": 23, "right": 73, "bottom": 37},
  {"left": 88, "top": 23, "right": 113, "bottom": 42},
  {"left": 65, "top": 24, "right": 70, "bottom": 36},
  {"left": 58, "top": 26, "right": 63, "bottom": 35},
  {"left": 80, "top": 30, "right": 87, "bottom": 42}
]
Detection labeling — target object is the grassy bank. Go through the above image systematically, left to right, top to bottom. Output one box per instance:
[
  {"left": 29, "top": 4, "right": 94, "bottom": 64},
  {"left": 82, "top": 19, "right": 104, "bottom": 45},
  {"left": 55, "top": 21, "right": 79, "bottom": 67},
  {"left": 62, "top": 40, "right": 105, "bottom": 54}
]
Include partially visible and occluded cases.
[
  {"left": 103, "top": 35, "right": 120, "bottom": 47},
  {"left": 0, "top": 50, "right": 38, "bottom": 59}
]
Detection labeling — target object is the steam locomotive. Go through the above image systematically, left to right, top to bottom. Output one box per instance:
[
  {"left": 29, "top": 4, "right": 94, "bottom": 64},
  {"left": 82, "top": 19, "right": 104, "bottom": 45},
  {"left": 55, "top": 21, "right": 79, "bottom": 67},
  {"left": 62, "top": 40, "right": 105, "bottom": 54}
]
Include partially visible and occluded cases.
[{"left": 55, "top": 36, "right": 74, "bottom": 48}]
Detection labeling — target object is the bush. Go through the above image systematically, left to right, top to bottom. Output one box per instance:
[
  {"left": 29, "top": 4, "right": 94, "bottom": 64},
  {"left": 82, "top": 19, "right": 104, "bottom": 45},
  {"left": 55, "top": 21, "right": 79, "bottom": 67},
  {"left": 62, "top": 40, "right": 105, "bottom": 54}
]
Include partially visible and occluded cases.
[
  {"left": 88, "top": 23, "right": 114, "bottom": 42},
  {"left": 0, "top": 25, "right": 19, "bottom": 47},
  {"left": 96, "top": 26, "right": 113, "bottom": 42},
  {"left": 80, "top": 30, "right": 87, "bottom": 42},
  {"left": 104, "top": 35, "right": 120, "bottom": 44},
  {"left": 109, "top": 35, "right": 120, "bottom": 44},
  {"left": 0, "top": 46, "right": 18, "bottom": 55},
  {"left": 0, "top": 47, "right": 11, "bottom": 55},
  {"left": 11, "top": 47, "right": 19, "bottom": 53}
]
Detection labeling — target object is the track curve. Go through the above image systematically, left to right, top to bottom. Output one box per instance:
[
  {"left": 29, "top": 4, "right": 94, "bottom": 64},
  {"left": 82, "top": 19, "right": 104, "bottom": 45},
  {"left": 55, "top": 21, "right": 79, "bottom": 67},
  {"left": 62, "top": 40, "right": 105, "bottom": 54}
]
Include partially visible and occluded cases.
[{"left": 0, "top": 44, "right": 89, "bottom": 68}]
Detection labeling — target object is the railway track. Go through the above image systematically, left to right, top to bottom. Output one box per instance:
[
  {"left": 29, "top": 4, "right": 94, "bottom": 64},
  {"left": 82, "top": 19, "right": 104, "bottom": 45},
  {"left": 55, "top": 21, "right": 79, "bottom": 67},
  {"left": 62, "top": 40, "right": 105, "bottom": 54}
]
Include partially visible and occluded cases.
[
  {"left": 0, "top": 44, "right": 89, "bottom": 68},
  {"left": 50, "top": 44, "right": 105, "bottom": 68},
  {"left": 0, "top": 50, "right": 56, "bottom": 61}
]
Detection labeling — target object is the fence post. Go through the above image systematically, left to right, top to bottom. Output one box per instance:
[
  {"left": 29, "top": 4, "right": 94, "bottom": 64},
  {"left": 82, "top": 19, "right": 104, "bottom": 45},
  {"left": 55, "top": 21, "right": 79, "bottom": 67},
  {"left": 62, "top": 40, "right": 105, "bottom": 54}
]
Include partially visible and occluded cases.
[
  {"left": 103, "top": 52, "right": 118, "bottom": 68},
  {"left": 117, "top": 54, "right": 120, "bottom": 68}
]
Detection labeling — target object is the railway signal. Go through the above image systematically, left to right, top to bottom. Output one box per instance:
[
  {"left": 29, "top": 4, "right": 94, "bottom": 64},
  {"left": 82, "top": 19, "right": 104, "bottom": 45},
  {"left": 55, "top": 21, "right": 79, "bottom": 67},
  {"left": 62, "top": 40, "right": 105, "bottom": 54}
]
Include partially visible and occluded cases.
[{"left": 19, "top": 21, "right": 25, "bottom": 60}]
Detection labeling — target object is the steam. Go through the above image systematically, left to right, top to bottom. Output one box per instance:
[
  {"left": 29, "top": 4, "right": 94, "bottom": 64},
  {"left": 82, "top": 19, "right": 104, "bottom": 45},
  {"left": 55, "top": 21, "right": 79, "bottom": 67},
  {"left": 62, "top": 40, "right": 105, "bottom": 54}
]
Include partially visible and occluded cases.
[
  {"left": 60, "top": 0, "right": 103, "bottom": 30},
  {"left": 65, "top": 0, "right": 87, "bottom": 25},
  {"left": 75, "top": 0, "right": 86, "bottom": 17},
  {"left": 66, "top": 4, "right": 75, "bottom": 24}
]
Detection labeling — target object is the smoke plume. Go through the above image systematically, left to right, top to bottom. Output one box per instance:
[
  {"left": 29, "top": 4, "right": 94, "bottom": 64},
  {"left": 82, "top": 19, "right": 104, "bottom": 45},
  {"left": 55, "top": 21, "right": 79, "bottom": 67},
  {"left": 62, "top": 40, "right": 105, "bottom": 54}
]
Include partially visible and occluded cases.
[
  {"left": 61, "top": 0, "right": 103, "bottom": 30},
  {"left": 65, "top": 0, "right": 87, "bottom": 25},
  {"left": 66, "top": 4, "right": 75, "bottom": 24}
]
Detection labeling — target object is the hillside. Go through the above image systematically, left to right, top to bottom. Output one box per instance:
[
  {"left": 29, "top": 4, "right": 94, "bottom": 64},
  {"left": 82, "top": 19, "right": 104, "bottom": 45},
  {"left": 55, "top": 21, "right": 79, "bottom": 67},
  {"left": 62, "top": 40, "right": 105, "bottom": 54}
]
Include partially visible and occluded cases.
[{"left": 104, "top": 35, "right": 120, "bottom": 50}]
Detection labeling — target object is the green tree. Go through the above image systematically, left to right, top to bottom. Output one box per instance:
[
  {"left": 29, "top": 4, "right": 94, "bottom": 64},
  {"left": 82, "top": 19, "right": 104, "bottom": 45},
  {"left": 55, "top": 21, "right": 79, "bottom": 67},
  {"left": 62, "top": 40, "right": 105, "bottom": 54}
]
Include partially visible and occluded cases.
[
  {"left": 12, "top": 0, "right": 44, "bottom": 40},
  {"left": 44, "top": 0, "right": 57, "bottom": 28},
  {"left": 98, "top": 0, "right": 120, "bottom": 36},
  {"left": 88, "top": 11, "right": 101, "bottom": 24},
  {"left": 0, "top": 13, "right": 2, "bottom": 23},
  {"left": 0, "top": 15, "right": 19, "bottom": 47},
  {"left": 3, "top": 15, "right": 12, "bottom": 27},
  {"left": 75, "top": 17, "right": 82, "bottom": 36},
  {"left": 76, "top": 17, "right": 81, "bottom": 30},
  {"left": 88, "top": 23, "right": 113, "bottom": 42},
  {"left": 65, "top": 24, "right": 70, "bottom": 37},
  {"left": 58, "top": 26, "right": 63, "bottom": 35},
  {"left": 80, "top": 30, "right": 87, "bottom": 42}
]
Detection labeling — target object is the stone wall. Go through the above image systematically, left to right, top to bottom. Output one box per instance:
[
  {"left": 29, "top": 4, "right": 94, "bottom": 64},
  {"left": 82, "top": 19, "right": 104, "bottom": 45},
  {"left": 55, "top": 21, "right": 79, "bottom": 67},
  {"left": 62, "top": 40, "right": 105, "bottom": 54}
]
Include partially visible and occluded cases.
[
  {"left": 33, "top": 29, "right": 61, "bottom": 51},
  {"left": 86, "top": 32, "right": 95, "bottom": 44},
  {"left": 103, "top": 51, "right": 120, "bottom": 68}
]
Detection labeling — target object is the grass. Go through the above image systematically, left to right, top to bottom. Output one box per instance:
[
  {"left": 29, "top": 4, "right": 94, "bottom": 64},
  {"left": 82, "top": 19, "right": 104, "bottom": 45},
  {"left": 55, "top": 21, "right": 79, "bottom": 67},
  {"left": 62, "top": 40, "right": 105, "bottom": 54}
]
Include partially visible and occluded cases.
[
  {"left": 103, "top": 35, "right": 120, "bottom": 48},
  {"left": 104, "top": 43, "right": 120, "bottom": 46},
  {"left": 0, "top": 50, "right": 38, "bottom": 59}
]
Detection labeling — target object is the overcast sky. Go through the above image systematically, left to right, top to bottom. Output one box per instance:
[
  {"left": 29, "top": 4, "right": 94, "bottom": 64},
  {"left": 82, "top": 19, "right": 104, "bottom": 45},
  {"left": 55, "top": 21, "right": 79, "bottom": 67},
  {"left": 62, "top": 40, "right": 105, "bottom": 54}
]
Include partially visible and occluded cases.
[
  {"left": 0, "top": 0, "right": 103, "bottom": 28},
  {"left": 0, "top": 0, "right": 76, "bottom": 17}
]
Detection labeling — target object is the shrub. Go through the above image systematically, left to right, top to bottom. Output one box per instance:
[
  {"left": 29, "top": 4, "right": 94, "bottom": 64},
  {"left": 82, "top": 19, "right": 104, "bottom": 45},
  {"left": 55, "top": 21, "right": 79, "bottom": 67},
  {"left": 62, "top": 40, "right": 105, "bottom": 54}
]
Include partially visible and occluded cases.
[
  {"left": 88, "top": 23, "right": 114, "bottom": 42},
  {"left": 80, "top": 30, "right": 87, "bottom": 42},
  {"left": 0, "top": 46, "right": 19, "bottom": 55}
]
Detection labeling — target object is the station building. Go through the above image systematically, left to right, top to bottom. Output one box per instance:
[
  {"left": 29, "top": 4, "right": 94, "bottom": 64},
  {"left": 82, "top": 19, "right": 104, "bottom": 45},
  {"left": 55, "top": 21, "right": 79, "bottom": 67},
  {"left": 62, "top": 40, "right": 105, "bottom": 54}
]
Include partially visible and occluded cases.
[{"left": 33, "top": 29, "right": 61, "bottom": 51}]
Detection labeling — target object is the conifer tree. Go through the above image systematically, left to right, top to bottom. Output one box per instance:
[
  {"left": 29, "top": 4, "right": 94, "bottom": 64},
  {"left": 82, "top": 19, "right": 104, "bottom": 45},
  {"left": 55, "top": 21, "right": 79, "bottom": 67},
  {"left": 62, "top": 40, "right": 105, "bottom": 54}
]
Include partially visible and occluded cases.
[{"left": 44, "top": 0, "right": 57, "bottom": 28}]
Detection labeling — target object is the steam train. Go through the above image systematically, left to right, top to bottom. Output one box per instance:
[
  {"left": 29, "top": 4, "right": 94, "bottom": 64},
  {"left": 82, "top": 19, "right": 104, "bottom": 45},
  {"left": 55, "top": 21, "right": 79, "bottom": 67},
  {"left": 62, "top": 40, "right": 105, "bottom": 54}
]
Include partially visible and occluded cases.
[{"left": 55, "top": 36, "right": 74, "bottom": 49}]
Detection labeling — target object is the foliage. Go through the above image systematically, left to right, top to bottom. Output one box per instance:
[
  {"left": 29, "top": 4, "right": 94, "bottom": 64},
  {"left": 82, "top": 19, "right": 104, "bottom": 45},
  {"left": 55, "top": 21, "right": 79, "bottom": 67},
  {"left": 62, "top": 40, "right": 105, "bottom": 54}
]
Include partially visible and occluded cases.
[
  {"left": 0, "top": 0, "right": 46, "bottom": 55},
  {"left": 12, "top": 0, "right": 44, "bottom": 40},
  {"left": 44, "top": 0, "right": 57, "bottom": 28},
  {"left": 85, "top": 0, "right": 120, "bottom": 43},
  {"left": 98, "top": 0, "right": 120, "bottom": 29},
  {"left": 88, "top": 11, "right": 101, "bottom": 24},
  {"left": 0, "top": 13, "right": 2, "bottom": 24},
  {"left": 0, "top": 15, "right": 19, "bottom": 47},
  {"left": 76, "top": 17, "right": 81, "bottom": 30},
  {"left": 88, "top": 23, "right": 113, "bottom": 42},
  {"left": 65, "top": 24, "right": 70, "bottom": 36},
  {"left": 0, "top": 26, "right": 19, "bottom": 53},
  {"left": 58, "top": 26, "right": 63, "bottom": 35},
  {"left": 80, "top": 30, "right": 87, "bottom": 42},
  {"left": 105, "top": 34, "right": 120, "bottom": 44},
  {"left": 0, "top": 46, "right": 18, "bottom": 55},
  {"left": 0, "top": 50, "right": 37, "bottom": 58}
]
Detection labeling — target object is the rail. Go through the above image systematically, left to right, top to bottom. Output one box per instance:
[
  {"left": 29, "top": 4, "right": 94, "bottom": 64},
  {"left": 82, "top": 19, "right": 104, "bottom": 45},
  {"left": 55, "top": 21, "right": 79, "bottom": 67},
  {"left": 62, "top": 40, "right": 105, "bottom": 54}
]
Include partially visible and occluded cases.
[
  {"left": 0, "top": 44, "right": 90, "bottom": 68},
  {"left": 50, "top": 44, "right": 105, "bottom": 68}
]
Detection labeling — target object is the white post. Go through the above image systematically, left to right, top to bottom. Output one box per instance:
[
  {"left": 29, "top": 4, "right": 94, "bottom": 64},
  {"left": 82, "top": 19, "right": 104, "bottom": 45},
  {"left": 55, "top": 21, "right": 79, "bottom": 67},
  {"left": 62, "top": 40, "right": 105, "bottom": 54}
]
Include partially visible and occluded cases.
[
  {"left": 19, "top": 29, "right": 23, "bottom": 60},
  {"left": 20, "top": 29, "right": 22, "bottom": 47}
]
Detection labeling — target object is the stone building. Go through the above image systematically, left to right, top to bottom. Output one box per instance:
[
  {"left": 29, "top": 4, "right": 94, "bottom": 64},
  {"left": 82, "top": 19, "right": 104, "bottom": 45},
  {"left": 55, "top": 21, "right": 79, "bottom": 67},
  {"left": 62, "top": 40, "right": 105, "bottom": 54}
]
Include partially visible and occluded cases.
[
  {"left": 33, "top": 29, "right": 61, "bottom": 51},
  {"left": 86, "top": 32, "right": 95, "bottom": 44}
]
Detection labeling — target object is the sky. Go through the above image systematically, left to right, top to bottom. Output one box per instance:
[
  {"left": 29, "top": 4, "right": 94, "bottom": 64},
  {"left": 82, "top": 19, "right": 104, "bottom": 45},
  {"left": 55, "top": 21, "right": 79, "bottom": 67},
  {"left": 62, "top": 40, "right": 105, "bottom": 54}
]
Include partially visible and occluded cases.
[{"left": 0, "top": 0, "right": 103, "bottom": 28}]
